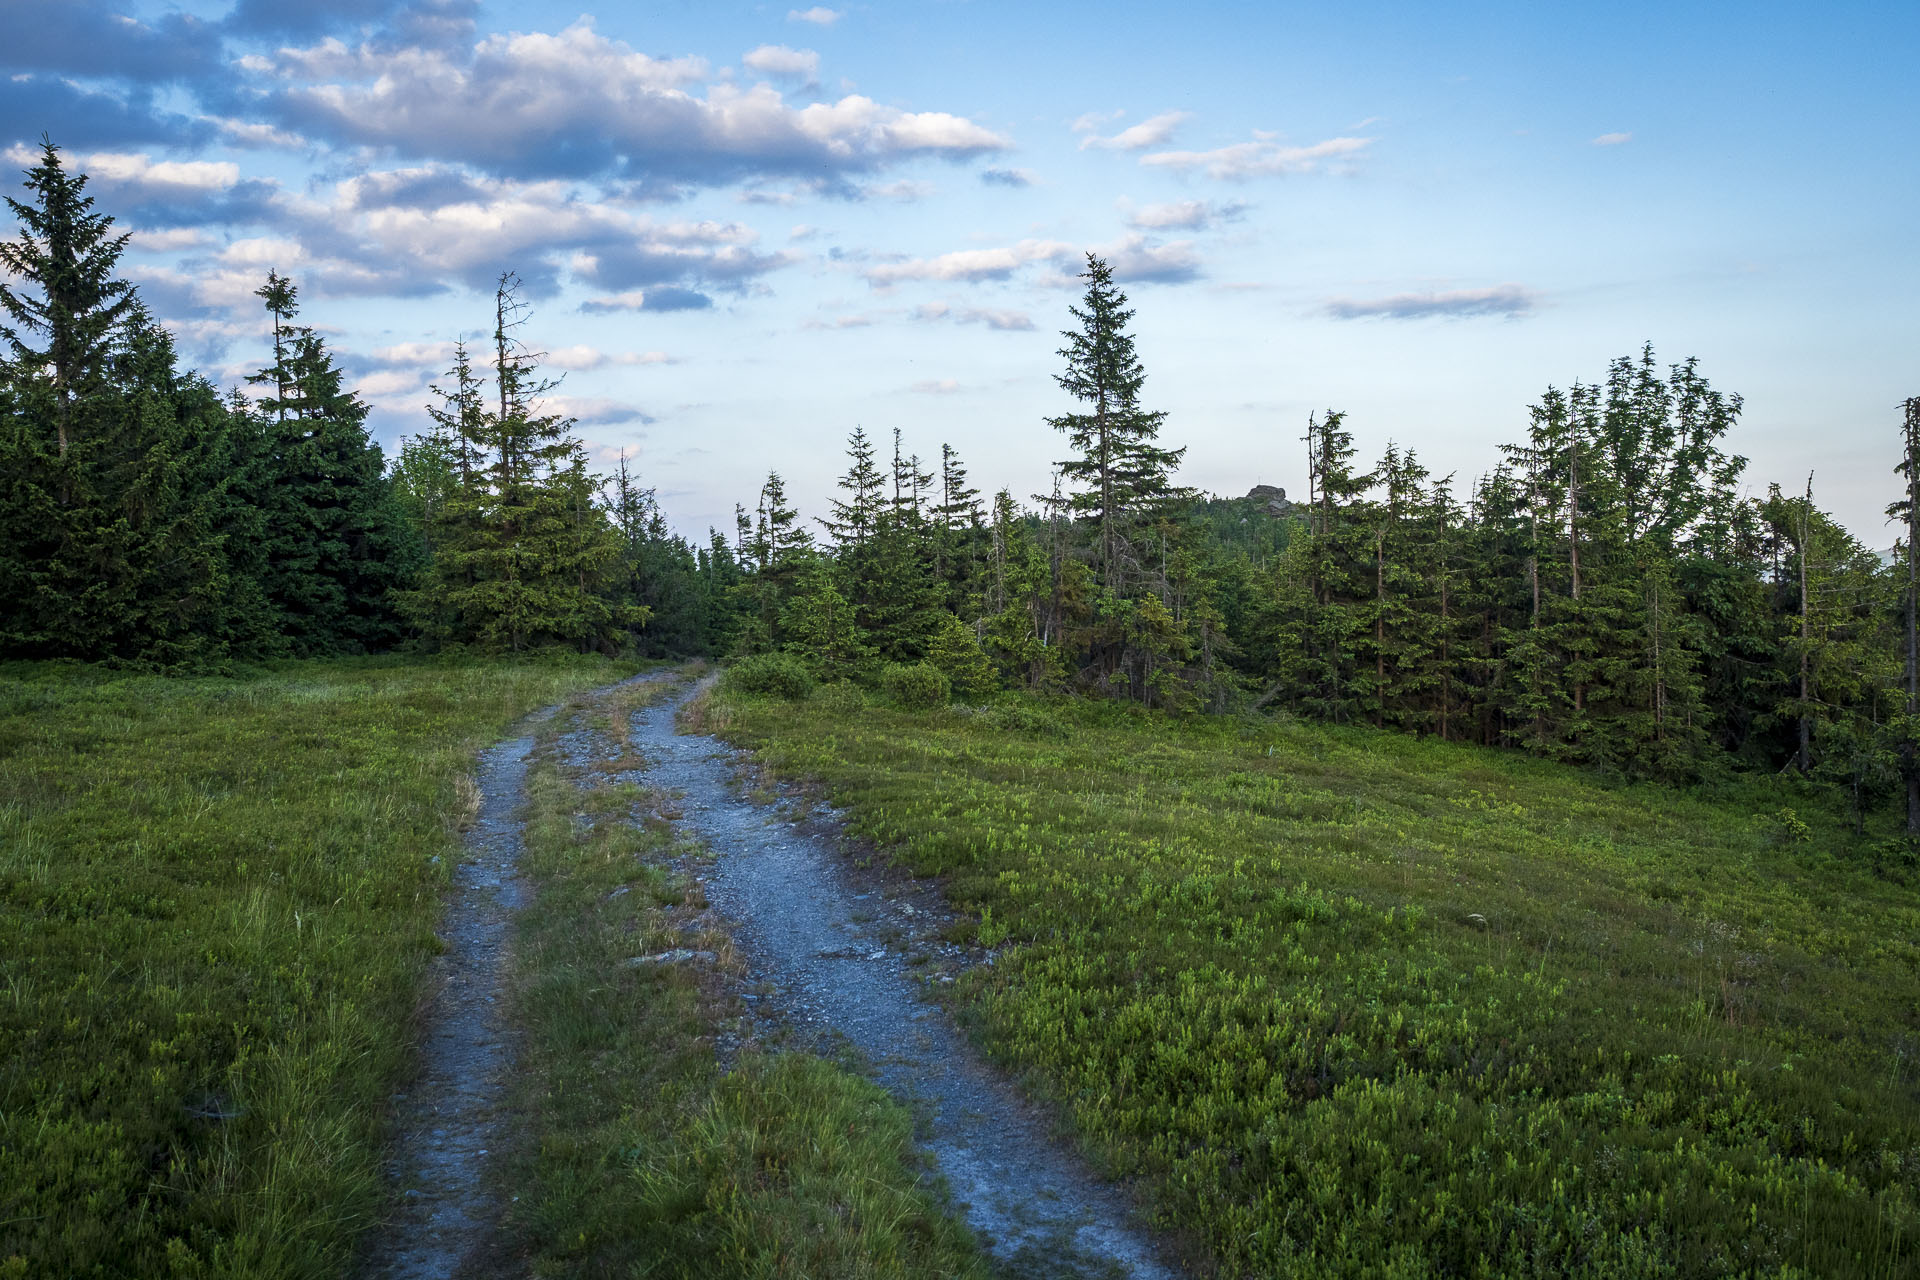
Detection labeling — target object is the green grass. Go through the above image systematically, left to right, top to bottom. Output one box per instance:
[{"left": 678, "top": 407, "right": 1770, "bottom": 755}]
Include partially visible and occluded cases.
[
  {"left": 0, "top": 654, "right": 639, "bottom": 1279},
  {"left": 503, "top": 677, "right": 991, "bottom": 1278},
  {"left": 712, "top": 688, "right": 1920, "bottom": 1278}
]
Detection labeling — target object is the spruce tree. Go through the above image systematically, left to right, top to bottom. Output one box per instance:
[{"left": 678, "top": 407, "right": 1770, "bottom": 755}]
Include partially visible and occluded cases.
[
  {"left": 0, "top": 138, "right": 136, "bottom": 464},
  {"left": 0, "top": 145, "right": 252, "bottom": 664},
  {"left": 1048, "top": 253, "right": 1186, "bottom": 596},
  {"left": 409, "top": 276, "right": 626, "bottom": 651},
  {"left": 247, "top": 284, "right": 416, "bottom": 653},
  {"left": 1890, "top": 397, "right": 1920, "bottom": 833}
]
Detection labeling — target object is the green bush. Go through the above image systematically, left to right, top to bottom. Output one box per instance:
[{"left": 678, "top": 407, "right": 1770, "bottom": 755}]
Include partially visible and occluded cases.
[
  {"left": 924, "top": 615, "right": 999, "bottom": 702},
  {"left": 724, "top": 653, "right": 815, "bottom": 701},
  {"left": 880, "top": 662, "right": 950, "bottom": 709},
  {"left": 814, "top": 681, "right": 867, "bottom": 715}
]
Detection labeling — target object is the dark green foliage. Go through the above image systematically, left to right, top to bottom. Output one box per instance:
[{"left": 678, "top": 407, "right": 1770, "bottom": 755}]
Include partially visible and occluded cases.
[
  {"left": 0, "top": 145, "right": 260, "bottom": 666},
  {"left": 403, "top": 279, "right": 631, "bottom": 653},
  {"left": 246, "top": 294, "right": 418, "bottom": 656},
  {"left": 924, "top": 613, "right": 997, "bottom": 702},
  {"left": 724, "top": 651, "right": 816, "bottom": 700},
  {"left": 880, "top": 660, "right": 951, "bottom": 709}
]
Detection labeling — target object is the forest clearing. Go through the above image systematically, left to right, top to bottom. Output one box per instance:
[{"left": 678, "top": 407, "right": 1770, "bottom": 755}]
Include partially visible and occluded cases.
[
  {"left": 3, "top": 11, "right": 1917, "bottom": 1272},
  {"left": 6, "top": 657, "right": 1918, "bottom": 1276}
]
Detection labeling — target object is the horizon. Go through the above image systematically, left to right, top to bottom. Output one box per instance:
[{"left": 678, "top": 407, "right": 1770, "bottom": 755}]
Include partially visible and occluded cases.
[{"left": 5, "top": 0, "right": 1914, "bottom": 546}]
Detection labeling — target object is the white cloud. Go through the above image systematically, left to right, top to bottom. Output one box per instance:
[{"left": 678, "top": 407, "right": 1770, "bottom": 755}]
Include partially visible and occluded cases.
[
  {"left": 788, "top": 6, "right": 842, "bottom": 24},
  {"left": 261, "top": 21, "right": 1005, "bottom": 186},
  {"left": 743, "top": 44, "right": 820, "bottom": 80},
  {"left": 1070, "top": 109, "right": 1124, "bottom": 134},
  {"left": 1080, "top": 110, "right": 1190, "bottom": 151},
  {"left": 1592, "top": 131, "right": 1632, "bottom": 146},
  {"left": 1142, "top": 133, "right": 1371, "bottom": 179},
  {"left": 85, "top": 152, "right": 239, "bottom": 192},
  {"left": 980, "top": 167, "right": 1035, "bottom": 187},
  {"left": 864, "top": 178, "right": 934, "bottom": 201},
  {"left": 1122, "top": 198, "right": 1246, "bottom": 230},
  {"left": 127, "top": 227, "right": 211, "bottom": 252},
  {"left": 1097, "top": 233, "right": 1202, "bottom": 284},
  {"left": 865, "top": 237, "right": 1074, "bottom": 286},
  {"left": 1324, "top": 283, "right": 1537, "bottom": 320},
  {"left": 910, "top": 302, "right": 1034, "bottom": 330},
  {"left": 803, "top": 312, "right": 881, "bottom": 329},
  {"left": 370, "top": 340, "right": 459, "bottom": 367},
  {"left": 546, "top": 345, "right": 677, "bottom": 370},
  {"left": 353, "top": 368, "right": 431, "bottom": 399},
  {"left": 909, "top": 378, "right": 961, "bottom": 394},
  {"left": 543, "top": 394, "right": 654, "bottom": 425}
]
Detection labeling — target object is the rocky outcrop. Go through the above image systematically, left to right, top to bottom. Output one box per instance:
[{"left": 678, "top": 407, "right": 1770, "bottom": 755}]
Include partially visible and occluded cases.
[{"left": 1245, "top": 484, "right": 1292, "bottom": 517}]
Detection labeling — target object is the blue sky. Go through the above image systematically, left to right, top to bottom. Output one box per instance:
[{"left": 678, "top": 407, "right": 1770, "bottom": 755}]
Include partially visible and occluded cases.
[{"left": 4, "top": 0, "right": 1914, "bottom": 543}]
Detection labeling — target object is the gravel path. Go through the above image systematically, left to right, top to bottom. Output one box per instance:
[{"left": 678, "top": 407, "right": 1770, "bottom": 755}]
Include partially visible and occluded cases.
[
  {"left": 631, "top": 682, "right": 1181, "bottom": 1279},
  {"left": 360, "top": 726, "right": 536, "bottom": 1280}
]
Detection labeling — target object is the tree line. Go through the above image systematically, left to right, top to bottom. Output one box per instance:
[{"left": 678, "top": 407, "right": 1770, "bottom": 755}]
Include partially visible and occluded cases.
[{"left": 5, "top": 141, "right": 1919, "bottom": 826}]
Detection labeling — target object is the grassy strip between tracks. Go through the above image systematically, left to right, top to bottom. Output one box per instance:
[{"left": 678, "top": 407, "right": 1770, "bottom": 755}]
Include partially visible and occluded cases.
[
  {"left": 0, "top": 654, "right": 643, "bottom": 1279},
  {"left": 500, "top": 675, "right": 990, "bottom": 1279},
  {"left": 706, "top": 681, "right": 1920, "bottom": 1279}
]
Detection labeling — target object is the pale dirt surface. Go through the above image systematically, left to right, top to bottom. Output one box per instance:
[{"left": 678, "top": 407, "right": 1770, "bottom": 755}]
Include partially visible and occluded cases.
[
  {"left": 630, "top": 680, "right": 1184, "bottom": 1280},
  {"left": 359, "top": 720, "right": 542, "bottom": 1280}
]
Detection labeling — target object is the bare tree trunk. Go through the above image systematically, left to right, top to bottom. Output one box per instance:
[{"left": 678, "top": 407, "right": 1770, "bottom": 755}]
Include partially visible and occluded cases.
[
  {"left": 1905, "top": 400, "right": 1920, "bottom": 832},
  {"left": 1798, "top": 476, "right": 1813, "bottom": 774},
  {"left": 1375, "top": 527, "right": 1386, "bottom": 728}
]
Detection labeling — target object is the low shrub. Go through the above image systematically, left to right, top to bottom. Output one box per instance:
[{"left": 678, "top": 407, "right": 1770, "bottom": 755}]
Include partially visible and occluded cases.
[
  {"left": 724, "top": 653, "right": 815, "bottom": 701},
  {"left": 880, "top": 662, "right": 950, "bottom": 710},
  {"left": 813, "top": 681, "right": 867, "bottom": 715},
  {"left": 976, "top": 700, "right": 1067, "bottom": 738}
]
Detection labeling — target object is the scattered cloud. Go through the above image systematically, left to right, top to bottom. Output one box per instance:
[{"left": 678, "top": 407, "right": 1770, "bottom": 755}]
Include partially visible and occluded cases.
[
  {"left": 0, "top": 1, "right": 220, "bottom": 83},
  {"left": 787, "top": 6, "right": 842, "bottom": 24},
  {"left": 252, "top": 21, "right": 1006, "bottom": 188},
  {"left": 743, "top": 44, "right": 819, "bottom": 81},
  {"left": 1069, "top": 109, "right": 1124, "bottom": 134},
  {"left": 1080, "top": 109, "right": 1190, "bottom": 151},
  {"left": 1591, "top": 131, "right": 1632, "bottom": 146},
  {"left": 1142, "top": 133, "right": 1371, "bottom": 179},
  {"left": 85, "top": 151, "right": 238, "bottom": 193},
  {"left": 980, "top": 167, "right": 1035, "bottom": 187},
  {"left": 863, "top": 178, "right": 934, "bottom": 201},
  {"left": 1122, "top": 197, "right": 1246, "bottom": 230},
  {"left": 127, "top": 227, "right": 212, "bottom": 252},
  {"left": 1099, "top": 233, "right": 1202, "bottom": 284},
  {"left": 865, "top": 237, "right": 1073, "bottom": 286},
  {"left": 1323, "top": 283, "right": 1537, "bottom": 320},
  {"left": 579, "top": 286, "right": 716, "bottom": 314},
  {"left": 910, "top": 302, "right": 1034, "bottom": 330},
  {"left": 803, "top": 312, "right": 880, "bottom": 329},
  {"left": 365, "top": 340, "right": 460, "bottom": 369},
  {"left": 545, "top": 345, "right": 678, "bottom": 370},
  {"left": 352, "top": 366, "right": 432, "bottom": 399},
  {"left": 908, "top": 378, "right": 961, "bottom": 394},
  {"left": 543, "top": 394, "right": 655, "bottom": 425}
]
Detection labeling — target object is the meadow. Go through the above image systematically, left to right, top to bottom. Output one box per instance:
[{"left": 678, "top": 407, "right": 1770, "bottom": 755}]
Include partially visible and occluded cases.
[
  {"left": 0, "top": 656, "right": 637, "bottom": 1278},
  {"left": 713, "top": 685, "right": 1920, "bottom": 1278}
]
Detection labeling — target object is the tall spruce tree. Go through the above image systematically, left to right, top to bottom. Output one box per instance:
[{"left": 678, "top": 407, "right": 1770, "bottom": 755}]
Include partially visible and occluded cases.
[
  {"left": 0, "top": 144, "right": 252, "bottom": 663},
  {"left": 1048, "top": 253, "right": 1186, "bottom": 596},
  {"left": 409, "top": 276, "right": 627, "bottom": 651},
  {"left": 247, "top": 280, "right": 416, "bottom": 653}
]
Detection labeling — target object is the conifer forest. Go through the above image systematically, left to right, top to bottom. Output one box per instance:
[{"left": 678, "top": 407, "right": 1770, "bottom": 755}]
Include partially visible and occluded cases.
[{"left": 8, "top": 140, "right": 1920, "bottom": 1278}]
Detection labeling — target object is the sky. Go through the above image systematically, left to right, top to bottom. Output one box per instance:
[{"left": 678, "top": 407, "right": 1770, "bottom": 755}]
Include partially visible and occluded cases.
[{"left": 3, "top": 0, "right": 1915, "bottom": 544}]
